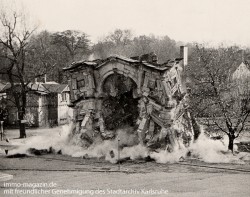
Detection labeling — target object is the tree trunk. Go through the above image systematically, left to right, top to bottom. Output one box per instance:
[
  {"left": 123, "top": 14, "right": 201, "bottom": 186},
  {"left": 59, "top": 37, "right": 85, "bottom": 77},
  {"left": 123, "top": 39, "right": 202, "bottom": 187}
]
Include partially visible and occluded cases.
[
  {"left": 18, "top": 111, "right": 26, "bottom": 138},
  {"left": 19, "top": 120, "right": 26, "bottom": 138},
  {"left": 228, "top": 135, "right": 235, "bottom": 153}
]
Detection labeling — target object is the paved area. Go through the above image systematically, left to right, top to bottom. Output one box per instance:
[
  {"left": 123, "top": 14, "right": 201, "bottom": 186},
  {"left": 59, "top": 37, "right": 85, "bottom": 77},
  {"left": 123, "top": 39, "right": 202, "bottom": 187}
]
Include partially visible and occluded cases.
[
  {"left": 0, "top": 127, "right": 250, "bottom": 196},
  {"left": 0, "top": 154, "right": 250, "bottom": 197},
  {"left": 1, "top": 170, "right": 250, "bottom": 197},
  {"left": 0, "top": 172, "right": 13, "bottom": 182}
]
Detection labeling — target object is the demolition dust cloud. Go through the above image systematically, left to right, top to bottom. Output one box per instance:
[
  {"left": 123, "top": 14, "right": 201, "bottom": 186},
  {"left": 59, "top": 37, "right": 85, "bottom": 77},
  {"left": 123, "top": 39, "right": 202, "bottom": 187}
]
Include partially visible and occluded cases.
[{"left": 5, "top": 123, "right": 250, "bottom": 164}]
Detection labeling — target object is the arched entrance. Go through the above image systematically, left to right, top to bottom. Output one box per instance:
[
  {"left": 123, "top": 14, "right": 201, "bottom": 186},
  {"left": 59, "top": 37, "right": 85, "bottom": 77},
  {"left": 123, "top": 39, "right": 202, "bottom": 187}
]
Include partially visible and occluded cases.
[
  {"left": 64, "top": 50, "right": 198, "bottom": 150},
  {"left": 101, "top": 73, "right": 139, "bottom": 130}
]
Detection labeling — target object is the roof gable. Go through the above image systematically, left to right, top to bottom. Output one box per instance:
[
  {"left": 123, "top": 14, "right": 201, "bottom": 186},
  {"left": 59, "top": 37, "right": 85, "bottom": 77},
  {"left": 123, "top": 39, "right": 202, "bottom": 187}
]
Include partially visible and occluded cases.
[
  {"left": 232, "top": 61, "right": 250, "bottom": 80},
  {"left": 42, "top": 84, "right": 68, "bottom": 93}
]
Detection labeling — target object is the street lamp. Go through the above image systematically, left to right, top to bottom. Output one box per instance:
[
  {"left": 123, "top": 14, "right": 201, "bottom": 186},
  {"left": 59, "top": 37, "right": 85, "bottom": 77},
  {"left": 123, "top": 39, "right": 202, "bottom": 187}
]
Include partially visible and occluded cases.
[{"left": 118, "top": 138, "right": 120, "bottom": 171}]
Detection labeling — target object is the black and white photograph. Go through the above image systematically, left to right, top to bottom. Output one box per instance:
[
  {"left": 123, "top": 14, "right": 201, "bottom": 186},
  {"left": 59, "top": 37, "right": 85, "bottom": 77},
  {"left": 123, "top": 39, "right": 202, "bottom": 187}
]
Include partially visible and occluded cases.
[{"left": 0, "top": 0, "right": 250, "bottom": 196}]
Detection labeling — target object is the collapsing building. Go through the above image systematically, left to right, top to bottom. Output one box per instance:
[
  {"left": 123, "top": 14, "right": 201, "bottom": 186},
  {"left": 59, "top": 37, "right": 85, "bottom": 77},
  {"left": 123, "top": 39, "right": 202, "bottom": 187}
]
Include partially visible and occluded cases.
[{"left": 63, "top": 46, "right": 199, "bottom": 150}]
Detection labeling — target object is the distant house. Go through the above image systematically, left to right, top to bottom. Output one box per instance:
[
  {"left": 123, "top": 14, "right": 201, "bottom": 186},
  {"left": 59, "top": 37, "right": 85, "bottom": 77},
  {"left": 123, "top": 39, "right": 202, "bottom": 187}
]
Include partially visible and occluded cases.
[
  {"left": 231, "top": 61, "right": 250, "bottom": 96},
  {"left": 0, "top": 81, "right": 71, "bottom": 127},
  {"left": 0, "top": 81, "right": 7, "bottom": 100},
  {"left": 0, "top": 81, "right": 8, "bottom": 122},
  {"left": 42, "top": 83, "right": 71, "bottom": 126}
]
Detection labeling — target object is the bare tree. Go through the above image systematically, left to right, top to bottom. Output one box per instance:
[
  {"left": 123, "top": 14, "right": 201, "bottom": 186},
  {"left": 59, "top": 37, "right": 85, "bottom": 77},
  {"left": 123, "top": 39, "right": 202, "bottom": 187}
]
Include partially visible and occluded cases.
[
  {"left": 0, "top": 10, "right": 54, "bottom": 138},
  {"left": 92, "top": 29, "right": 135, "bottom": 58},
  {"left": 107, "top": 29, "right": 133, "bottom": 46},
  {"left": 51, "top": 30, "right": 90, "bottom": 62},
  {"left": 92, "top": 30, "right": 179, "bottom": 63},
  {"left": 133, "top": 35, "right": 153, "bottom": 55},
  {"left": 92, "top": 40, "right": 115, "bottom": 59},
  {"left": 187, "top": 44, "right": 250, "bottom": 152}
]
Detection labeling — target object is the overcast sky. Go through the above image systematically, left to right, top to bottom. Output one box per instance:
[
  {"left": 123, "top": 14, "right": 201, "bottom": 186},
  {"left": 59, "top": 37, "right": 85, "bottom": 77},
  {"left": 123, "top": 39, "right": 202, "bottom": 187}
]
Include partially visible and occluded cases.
[{"left": 2, "top": 0, "right": 250, "bottom": 46}]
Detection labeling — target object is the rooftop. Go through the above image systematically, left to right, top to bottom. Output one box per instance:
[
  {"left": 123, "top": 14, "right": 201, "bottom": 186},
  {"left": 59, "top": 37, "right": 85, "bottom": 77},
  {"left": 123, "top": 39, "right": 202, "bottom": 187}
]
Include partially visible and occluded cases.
[
  {"left": 63, "top": 54, "right": 183, "bottom": 72},
  {"left": 0, "top": 82, "right": 69, "bottom": 94},
  {"left": 42, "top": 83, "right": 69, "bottom": 93}
]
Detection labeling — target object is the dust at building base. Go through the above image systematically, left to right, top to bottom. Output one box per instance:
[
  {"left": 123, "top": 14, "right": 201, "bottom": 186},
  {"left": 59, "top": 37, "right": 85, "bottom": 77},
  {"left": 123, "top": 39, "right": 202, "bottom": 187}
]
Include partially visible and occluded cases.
[{"left": 63, "top": 46, "right": 200, "bottom": 151}]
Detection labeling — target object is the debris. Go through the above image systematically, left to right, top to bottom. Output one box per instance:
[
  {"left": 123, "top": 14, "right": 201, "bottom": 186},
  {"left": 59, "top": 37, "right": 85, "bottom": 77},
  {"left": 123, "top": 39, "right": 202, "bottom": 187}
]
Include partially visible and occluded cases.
[
  {"left": 236, "top": 142, "right": 250, "bottom": 152},
  {"left": 27, "top": 147, "right": 56, "bottom": 155},
  {"left": 109, "top": 150, "right": 115, "bottom": 158},
  {"left": 6, "top": 153, "right": 28, "bottom": 158},
  {"left": 82, "top": 153, "right": 89, "bottom": 159},
  {"left": 144, "top": 155, "right": 155, "bottom": 162},
  {"left": 179, "top": 156, "right": 185, "bottom": 162}
]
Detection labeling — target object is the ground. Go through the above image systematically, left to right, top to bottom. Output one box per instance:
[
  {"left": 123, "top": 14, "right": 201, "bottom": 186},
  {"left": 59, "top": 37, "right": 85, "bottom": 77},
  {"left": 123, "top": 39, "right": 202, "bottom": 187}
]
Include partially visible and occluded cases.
[{"left": 0, "top": 127, "right": 250, "bottom": 197}]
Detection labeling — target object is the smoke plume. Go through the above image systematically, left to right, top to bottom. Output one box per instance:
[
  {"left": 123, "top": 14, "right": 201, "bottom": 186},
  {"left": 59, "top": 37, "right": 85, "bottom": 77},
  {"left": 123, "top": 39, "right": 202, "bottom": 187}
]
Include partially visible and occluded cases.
[{"left": 4, "top": 122, "right": 250, "bottom": 164}]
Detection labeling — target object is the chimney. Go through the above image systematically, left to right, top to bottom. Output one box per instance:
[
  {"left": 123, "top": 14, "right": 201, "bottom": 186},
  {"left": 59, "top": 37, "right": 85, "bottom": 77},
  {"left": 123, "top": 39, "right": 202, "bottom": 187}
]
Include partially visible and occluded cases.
[
  {"left": 180, "top": 46, "right": 188, "bottom": 66},
  {"left": 241, "top": 50, "right": 244, "bottom": 62},
  {"left": 44, "top": 74, "right": 47, "bottom": 83},
  {"left": 35, "top": 78, "right": 37, "bottom": 83}
]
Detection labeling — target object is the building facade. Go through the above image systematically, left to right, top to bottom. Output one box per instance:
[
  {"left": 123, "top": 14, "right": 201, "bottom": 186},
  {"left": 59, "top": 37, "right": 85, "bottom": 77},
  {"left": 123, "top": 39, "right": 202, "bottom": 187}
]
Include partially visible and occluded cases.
[
  {"left": 64, "top": 46, "right": 198, "bottom": 148},
  {"left": 1, "top": 82, "right": 71, "bottom": 127}
]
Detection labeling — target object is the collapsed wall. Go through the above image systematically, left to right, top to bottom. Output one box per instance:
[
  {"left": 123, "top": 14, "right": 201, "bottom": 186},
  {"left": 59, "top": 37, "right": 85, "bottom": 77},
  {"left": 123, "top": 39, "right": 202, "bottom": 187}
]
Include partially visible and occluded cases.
[{"left": 63, "top": 46, "right": 199, "bottom": 150}]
